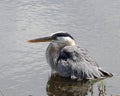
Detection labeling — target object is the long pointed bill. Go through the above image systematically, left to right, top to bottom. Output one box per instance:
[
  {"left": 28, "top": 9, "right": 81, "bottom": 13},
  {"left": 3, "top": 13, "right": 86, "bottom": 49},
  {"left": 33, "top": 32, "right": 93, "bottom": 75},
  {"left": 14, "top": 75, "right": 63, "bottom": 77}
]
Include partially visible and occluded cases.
[{"left": 27, "top": 36, "right": 53, "bottom": 43}]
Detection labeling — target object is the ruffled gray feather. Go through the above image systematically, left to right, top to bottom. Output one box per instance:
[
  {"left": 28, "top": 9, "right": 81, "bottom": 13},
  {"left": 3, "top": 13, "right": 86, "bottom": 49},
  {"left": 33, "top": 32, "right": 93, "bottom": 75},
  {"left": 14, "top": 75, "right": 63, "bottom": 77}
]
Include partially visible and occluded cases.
[{"left": 57, "top": 46, "right": 113, "bottom": 79}]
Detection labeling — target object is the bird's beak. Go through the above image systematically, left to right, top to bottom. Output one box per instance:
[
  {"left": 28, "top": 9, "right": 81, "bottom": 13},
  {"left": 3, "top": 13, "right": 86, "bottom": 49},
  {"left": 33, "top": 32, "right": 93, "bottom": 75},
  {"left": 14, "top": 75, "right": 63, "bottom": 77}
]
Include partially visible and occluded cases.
[{"left": 27, "top": 36, "right": 53, "bottom": 43}]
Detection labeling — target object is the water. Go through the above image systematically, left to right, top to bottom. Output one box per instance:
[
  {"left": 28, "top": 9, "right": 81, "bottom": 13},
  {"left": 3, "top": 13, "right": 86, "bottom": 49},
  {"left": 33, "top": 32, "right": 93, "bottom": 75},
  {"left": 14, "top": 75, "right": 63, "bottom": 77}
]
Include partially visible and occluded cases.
[{"left": 0, "top": 0, "right": 120, "bottom": 96}]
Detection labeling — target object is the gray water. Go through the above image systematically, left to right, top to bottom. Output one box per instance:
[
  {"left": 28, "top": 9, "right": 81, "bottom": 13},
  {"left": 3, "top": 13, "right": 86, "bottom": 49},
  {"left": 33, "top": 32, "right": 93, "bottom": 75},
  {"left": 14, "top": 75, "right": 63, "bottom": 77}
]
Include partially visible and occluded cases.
[{"left": 0, "top": 0, "right": 120, "bottom": 96}]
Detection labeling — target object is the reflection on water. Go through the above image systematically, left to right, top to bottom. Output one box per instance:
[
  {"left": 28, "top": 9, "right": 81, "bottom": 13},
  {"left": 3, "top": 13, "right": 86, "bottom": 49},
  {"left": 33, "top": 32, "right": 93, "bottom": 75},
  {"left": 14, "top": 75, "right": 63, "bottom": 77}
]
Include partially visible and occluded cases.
[
  {"left": 46, "top": 74, "right": 106, "bottom": 96},
  {"left": 98, "top": 82, "right": 106, "bottom": 96}
]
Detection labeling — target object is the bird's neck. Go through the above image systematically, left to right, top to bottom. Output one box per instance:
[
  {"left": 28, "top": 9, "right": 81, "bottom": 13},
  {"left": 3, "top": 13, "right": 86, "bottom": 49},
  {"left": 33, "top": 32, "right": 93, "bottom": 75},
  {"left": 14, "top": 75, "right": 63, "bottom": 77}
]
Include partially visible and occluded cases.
[
  {"left": 46, "top": 40, "right": 76, "bottom": 71},
  {"left": 46, "top": 43, "right": 61, "bottom": 71}
]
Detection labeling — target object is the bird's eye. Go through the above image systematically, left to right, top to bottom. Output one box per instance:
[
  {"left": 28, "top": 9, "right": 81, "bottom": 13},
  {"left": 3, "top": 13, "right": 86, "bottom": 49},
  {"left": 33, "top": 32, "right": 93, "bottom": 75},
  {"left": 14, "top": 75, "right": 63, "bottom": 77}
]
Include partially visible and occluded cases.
[{"left": 52, "top": 36, "right": 57, "bottom": 40}]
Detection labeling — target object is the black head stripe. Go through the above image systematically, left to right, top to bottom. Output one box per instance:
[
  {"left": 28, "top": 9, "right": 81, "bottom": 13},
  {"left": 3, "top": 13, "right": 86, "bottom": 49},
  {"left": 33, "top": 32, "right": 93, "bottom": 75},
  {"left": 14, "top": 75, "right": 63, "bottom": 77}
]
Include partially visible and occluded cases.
[{"left": 52, "top": 33, "right": 74, "bottom": 40}]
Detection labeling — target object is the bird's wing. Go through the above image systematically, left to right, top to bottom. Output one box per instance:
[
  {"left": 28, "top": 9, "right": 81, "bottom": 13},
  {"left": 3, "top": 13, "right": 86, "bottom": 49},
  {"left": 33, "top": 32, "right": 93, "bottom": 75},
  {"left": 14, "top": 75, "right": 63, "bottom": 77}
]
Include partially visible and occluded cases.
[{"left": 57, "top": 46, "right": 112, "bottom": 79}]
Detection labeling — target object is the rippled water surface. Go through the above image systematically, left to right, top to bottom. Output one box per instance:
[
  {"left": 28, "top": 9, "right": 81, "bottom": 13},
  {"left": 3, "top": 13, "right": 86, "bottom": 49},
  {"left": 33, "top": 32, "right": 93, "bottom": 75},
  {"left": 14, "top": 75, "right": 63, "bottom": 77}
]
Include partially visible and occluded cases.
[{"left": 0, "top": 0, "right": 120, "bottom": 96}]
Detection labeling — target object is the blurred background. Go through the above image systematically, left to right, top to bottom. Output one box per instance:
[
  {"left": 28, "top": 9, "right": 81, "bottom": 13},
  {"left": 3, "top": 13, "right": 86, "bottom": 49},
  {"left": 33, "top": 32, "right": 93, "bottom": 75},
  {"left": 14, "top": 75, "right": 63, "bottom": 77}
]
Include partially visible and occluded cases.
[{"left": 0, "top": 0, "right": 120, "bottom": 96}]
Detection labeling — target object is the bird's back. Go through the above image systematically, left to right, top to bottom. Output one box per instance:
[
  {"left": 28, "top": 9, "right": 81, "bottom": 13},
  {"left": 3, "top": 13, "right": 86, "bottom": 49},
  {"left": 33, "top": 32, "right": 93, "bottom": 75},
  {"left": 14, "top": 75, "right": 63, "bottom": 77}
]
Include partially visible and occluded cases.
[{"left": 57, "top": 45, "right": 113, "bottom": 79}]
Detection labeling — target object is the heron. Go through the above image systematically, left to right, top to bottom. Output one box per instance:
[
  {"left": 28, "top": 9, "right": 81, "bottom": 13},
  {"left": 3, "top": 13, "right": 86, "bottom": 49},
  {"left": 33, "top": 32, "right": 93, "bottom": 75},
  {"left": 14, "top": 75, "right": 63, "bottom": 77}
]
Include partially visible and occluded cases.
[{"left": 28, "top": 31, "right": 113, "bottom": 80}]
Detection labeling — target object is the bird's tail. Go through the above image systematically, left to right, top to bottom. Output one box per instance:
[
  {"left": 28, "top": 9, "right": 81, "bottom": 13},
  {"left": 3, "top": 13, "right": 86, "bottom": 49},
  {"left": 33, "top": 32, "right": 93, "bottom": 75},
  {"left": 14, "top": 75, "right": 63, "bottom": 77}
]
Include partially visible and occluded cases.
[{"left": 98, "top": 69, "right": 113, "bottom": 77}]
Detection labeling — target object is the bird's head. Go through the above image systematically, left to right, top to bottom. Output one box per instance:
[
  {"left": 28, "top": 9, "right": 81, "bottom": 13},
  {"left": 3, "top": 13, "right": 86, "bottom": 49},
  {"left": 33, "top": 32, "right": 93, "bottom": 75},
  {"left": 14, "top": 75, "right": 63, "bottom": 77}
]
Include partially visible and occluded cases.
[{"left": 28, "top": 31, "right": 76, "bottom": 47}]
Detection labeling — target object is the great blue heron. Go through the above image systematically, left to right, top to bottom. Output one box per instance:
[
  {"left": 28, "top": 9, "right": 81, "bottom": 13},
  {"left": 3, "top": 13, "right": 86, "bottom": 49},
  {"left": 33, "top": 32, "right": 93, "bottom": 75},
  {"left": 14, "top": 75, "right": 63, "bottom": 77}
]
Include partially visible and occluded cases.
[{"left": 28, "top": 31, "right": 113, "bottom": 79}]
